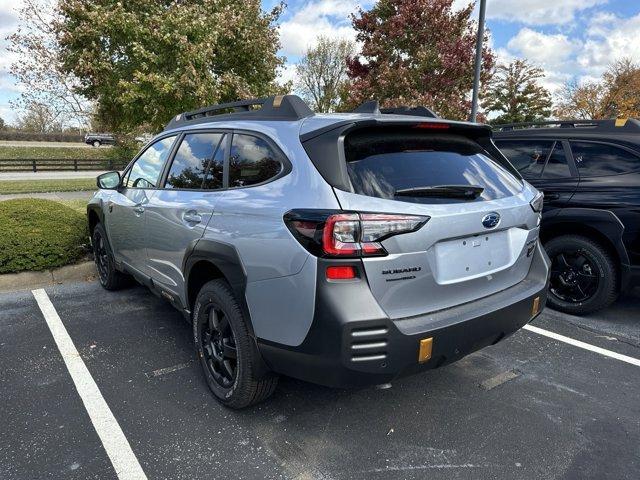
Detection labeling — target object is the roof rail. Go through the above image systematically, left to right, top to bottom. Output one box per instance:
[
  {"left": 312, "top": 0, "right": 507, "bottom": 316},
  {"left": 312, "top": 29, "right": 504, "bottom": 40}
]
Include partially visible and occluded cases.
[
  {"left": 164, "top": 95, "right": 314, "bottom": 130},
  {"left": 352, "top": 100, "right": 439, "bottom": 118},
  {"left": 493, "top": 118, "right": 640, "bottom": 133}
]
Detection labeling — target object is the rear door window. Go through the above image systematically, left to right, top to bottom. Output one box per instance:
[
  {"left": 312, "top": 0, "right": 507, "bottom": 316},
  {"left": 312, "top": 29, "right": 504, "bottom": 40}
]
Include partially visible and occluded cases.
[
  {"left": 345, "top": 129, "right": 522, "bottom": 204},
  {"left": 165, "top": 133, "right": 225, "bottom": 189},
  {"left": 494, "top": 140, "right": 552, "bottom": 179},
  {"left": 542, "top": 141, "right": 571, "bottom": 179},
  {"left": 570, "top": 141, "right": 640, "bottom": 176}
]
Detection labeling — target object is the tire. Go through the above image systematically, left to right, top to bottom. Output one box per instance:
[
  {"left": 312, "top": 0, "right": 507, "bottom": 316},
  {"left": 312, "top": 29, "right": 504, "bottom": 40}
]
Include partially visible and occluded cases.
[
  {"left": 92, "top": 140, "right": 101, "bottom": 147},
  {"left": 92, "top": 223, "right": 131, "bottom": 290},
  {"left": 545, "top": 235, "right": 618, "bottom": 315},
  {"left": 193, "top": 279, "right": 278, "bottom": 408}
]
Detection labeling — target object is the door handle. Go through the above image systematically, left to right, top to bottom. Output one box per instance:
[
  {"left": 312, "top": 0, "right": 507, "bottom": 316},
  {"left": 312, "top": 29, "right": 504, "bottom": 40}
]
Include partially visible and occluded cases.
[
  {"left": 544, "top": 193, "right": 560, "bottom": 200},
  {"left": 133, "top": 206, "right": 145, "bottom": 215},
  {"left": 183, "top": 211, "right": 202, "bottom": 225}
]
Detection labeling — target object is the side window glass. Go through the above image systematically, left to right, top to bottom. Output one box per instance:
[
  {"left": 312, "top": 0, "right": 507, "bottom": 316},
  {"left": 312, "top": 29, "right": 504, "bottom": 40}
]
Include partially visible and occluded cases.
[
  {"left": 165, "top": 133, "right": 224, "bottom": 189},
  {"left": 229, "top": 134, "right": 282, "bottom": 188},
  {"left": 202, "top": 135, "right": 226, "bottom": 190},
  {"left": 125, "top": 136, "right": 176, "bottom": 188},
  {"left": 495, "top": 140, "right": 552, "bottom": 178},
  {"left": 571, "top": 141, "right": 640, "bottom": 176},
  {"left": 542, "top": 142, "right": 571, "bottom": 178}
]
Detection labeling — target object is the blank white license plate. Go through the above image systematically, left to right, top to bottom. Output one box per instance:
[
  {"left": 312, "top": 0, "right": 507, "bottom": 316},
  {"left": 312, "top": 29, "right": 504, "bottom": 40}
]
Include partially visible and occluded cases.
[{"left": 433, "top": 230, "right": 511, "bottom": 284}]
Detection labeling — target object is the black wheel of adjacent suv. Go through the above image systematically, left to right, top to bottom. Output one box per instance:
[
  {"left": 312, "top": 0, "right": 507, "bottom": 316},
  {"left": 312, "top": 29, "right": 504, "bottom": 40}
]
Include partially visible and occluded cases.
[
  {"left": 92, "top": 223, "right": 131, "bottom": 290},
  {"left": 545, "top": 235, "right": 618, "bottom": 316},
  {"left": 193, "top": 279, "right": 278, "bottom": 409}
]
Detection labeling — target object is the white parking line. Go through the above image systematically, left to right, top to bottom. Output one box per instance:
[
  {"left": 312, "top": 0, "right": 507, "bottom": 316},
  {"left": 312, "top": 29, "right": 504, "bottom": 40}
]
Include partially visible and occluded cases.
[
  {"left": 32, "top": 289, "right": 148, "bottom": 480},
  {"left": 523, "top": 324, "right": 640, "bottom": 367}
]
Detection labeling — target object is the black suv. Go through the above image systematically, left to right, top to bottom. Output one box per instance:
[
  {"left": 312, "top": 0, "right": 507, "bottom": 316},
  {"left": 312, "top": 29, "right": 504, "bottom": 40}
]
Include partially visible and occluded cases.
[{"left": 494, "top": 119, "right": 640, "bottom": 315}]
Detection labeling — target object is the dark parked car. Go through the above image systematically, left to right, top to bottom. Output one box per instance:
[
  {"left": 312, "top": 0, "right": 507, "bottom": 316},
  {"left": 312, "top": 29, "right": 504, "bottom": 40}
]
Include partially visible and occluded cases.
[
  {"left": 494, "top": 119, "right": 640, "bottom": 315},
  {"left": 84, "top": 132, "right": 115, "bottom": 147}
]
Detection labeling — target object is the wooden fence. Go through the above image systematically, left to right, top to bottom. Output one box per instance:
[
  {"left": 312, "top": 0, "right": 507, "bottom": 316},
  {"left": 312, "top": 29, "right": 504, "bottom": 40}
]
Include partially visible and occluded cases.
[{"left": 0, "top": 158, "right": 129, "bottom": 172}]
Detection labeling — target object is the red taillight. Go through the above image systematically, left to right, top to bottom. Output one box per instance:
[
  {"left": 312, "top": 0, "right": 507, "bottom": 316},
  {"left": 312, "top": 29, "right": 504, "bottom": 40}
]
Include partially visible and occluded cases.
[
  {"left": 284, "top": 210, "right": 429, "bottom": 258},
  {"left": 326, "top": 266, "right": 357, "bottom": 280}
]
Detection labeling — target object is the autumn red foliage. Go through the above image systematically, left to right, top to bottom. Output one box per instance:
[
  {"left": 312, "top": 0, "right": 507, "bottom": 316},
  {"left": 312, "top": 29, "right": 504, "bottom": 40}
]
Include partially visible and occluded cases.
[{"left": 345, "top": 0, "right": 494, "bottom": 120}]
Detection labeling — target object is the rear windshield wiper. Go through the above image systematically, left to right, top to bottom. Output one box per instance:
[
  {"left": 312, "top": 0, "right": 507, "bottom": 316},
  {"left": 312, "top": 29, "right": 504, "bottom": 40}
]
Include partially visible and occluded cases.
[{"left": 395, "top": 185, "right": 484, "bottom": 199}]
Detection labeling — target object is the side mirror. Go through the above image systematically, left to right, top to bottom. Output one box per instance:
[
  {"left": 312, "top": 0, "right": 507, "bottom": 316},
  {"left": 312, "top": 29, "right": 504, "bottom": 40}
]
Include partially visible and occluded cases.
[{"left": 97, "top": 171, "right": 121, "bottom": 190}]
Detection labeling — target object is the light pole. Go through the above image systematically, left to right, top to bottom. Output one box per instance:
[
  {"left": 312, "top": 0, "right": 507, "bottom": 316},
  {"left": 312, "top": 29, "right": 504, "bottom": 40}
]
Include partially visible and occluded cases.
[{"left": 470, "top": 0, "right": 487, "bottom": 123}]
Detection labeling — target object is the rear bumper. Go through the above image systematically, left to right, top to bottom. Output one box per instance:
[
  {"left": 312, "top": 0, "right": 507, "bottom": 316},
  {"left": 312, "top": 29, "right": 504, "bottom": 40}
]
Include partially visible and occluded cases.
[{"left": 258, "top": 243, "right": 550, "bottom": 388}]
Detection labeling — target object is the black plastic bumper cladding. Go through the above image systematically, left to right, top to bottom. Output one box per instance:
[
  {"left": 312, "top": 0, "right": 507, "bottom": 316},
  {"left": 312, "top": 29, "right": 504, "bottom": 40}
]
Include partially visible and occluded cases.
[{"left": 257, "top": 244, "right": 550, "bottom": 388}]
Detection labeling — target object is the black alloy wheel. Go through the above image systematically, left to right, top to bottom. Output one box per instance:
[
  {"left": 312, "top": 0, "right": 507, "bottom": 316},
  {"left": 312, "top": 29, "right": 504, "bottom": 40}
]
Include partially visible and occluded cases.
[
  {"left": 94, "top": 232, "right": 110, "bottom": 284},
  {"left": 545, "top": 235, "right": 617, "bottom": 315},
  {"left": 550, "top": 250, "right": 600, "bottom": 303},
  {"left": 193, "top": 279, "right": 278, "bottom": 408},
  {"left": 200, "top": 304, "right": 238, "bottom": 389}
]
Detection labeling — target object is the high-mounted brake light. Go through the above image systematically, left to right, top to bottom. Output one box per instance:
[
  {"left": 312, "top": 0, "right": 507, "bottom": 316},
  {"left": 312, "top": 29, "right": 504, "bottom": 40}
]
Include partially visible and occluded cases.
[
  {"left": 413, "top": 123, "right": 450, "bottom": 130},
  {"left": 284, "top": 210, "right": 429, "bottom": 258}
]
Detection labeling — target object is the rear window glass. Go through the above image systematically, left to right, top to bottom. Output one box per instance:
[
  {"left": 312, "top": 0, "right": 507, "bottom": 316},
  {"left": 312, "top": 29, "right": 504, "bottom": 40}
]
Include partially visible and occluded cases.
[{"left": 345, "top": 130, "right": 522, "bottom": 204}]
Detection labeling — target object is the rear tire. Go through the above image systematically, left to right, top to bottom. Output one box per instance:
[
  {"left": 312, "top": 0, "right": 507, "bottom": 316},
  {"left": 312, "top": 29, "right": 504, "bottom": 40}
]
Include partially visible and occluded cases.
[
  {"left": 92, "top": 140, "right": 101, "bottom": 147},
  {"left": 92, "top": 223, "right": 131, "bottom": 290},
  {"left": 545, "top": 235, "right": 618, "bottom": 315},
  {"left": 193, "top": 279, "right": 278, "bottom": 409}
]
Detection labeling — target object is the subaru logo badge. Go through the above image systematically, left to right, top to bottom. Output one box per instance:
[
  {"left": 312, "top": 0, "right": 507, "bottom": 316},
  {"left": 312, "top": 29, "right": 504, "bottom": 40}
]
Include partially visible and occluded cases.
[{"left": 482, "top": 212, "right": 500, "bottom": 229}]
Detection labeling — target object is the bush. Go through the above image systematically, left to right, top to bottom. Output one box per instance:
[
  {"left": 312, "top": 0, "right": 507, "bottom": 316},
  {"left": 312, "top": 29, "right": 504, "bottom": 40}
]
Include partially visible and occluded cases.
[
  {"left": 0, "top": 131, "right": 85, "bottom": 142},
  {"left": 0, "top": 199, "right": 88, "bottom": 274}
]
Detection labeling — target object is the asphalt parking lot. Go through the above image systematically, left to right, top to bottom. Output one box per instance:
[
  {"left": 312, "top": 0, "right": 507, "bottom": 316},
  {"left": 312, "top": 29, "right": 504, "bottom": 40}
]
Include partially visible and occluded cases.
[{"left": 1, "top": 281, "right": 639, "bottom": 480}]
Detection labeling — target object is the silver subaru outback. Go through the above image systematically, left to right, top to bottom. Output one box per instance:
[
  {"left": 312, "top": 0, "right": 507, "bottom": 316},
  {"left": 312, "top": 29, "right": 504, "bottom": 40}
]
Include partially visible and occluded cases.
[{"left": 88, "top": 95, "right": 550, "bottom": 408}]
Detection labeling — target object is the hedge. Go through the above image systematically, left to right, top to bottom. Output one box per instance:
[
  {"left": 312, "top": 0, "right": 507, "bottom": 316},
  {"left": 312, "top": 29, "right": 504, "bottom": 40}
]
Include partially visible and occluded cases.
[
  {"left": 0, "top": 131, "right": 85, "bottom": 143},
  {"left": 0, "top": 199, "right": 88, "bottom": 274}
]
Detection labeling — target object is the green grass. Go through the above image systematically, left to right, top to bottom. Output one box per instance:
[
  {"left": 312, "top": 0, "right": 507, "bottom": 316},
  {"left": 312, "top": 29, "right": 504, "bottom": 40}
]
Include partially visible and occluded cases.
[
  {"left": 0, "top": 145, "right": 109, "bottom": 160},
  {"left": 0, "top": 178, "right": 96, "bottom": 194},
  {"left": 0, "top": 198, "right": 88, "bottom": 274}
]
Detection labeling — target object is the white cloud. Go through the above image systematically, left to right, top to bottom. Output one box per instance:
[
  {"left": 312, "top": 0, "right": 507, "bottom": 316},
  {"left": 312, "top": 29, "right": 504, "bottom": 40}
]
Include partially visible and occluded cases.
[
  {"left": 278, "top": 0, "right": 371, "bottom": 58},
  {"left": 486, "top": 0, "right": 607, "bottom": 26},
  {"left": 578, "top": 12, "right": 640, "bottom": 75},
  {"left": 507, "top": 28, "right": 580, "bottom": 69}
]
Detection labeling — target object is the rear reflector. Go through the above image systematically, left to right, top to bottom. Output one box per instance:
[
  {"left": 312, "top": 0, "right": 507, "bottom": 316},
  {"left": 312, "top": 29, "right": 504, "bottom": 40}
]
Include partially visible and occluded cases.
[
  {"left": 326, "top": 266, "right": 357, "bottom": 280},
  {"left": 418, "top": 337, "right": 433, "bottom": 363}
]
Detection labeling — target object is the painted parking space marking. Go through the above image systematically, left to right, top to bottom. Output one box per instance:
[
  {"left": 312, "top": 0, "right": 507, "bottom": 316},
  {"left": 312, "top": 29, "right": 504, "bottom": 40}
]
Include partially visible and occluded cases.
[
  {"left": 32, "top": 289, "right": 148, "bottom": 480},
  {"left": 523, "top": 324, "right": 640, "bottom": 367}
]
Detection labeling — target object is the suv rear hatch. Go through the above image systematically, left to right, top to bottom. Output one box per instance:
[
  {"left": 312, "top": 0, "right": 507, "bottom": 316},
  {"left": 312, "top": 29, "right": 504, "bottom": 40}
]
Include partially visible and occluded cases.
[{"left": 301, "top": 121, "right": 541, "bottom": 319}]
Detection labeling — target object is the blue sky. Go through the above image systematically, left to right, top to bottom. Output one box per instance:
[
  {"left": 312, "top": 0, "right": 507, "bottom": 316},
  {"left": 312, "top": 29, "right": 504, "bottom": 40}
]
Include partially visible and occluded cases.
[{"left": 1, "top": 0, "right": 639, "bottom": 124}]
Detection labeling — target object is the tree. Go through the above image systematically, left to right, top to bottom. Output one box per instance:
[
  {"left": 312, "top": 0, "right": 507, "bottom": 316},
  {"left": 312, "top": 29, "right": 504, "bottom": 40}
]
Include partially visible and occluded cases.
[
  {"left": 8, "top": 0, "right": 92, "bottom": 128},
  {"left": 55, "top": 0, "right": 285, "bottom": 132},
  {"left": 345, "top": 0, "right": 494, "bottom": 120},
  {"left": 295, "top": 37, "right": 355, "bottom": 113},
  {"left": 555, "top": 58, "right": 640, "bottom": 119},
  {"left": 600, "top": 58, "right": 640, "bottom": 118},
  {"left": 482, "top": 59, "right": 552, "bottom": 124},
  {"left": 554, "top": 81, "right": 607, "bottom": 119},
  {"left": 14, "top": 103, "right": 63, "bottom": 133},
  {"left": 0, "top": 117, "right": 6, "bottom": 131}
]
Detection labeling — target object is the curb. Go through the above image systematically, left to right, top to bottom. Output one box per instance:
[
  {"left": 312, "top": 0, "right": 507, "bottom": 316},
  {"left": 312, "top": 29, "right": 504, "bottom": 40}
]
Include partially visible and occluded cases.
[{"left": 0, "top": 261, "right": 96, "bottom": 293}]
